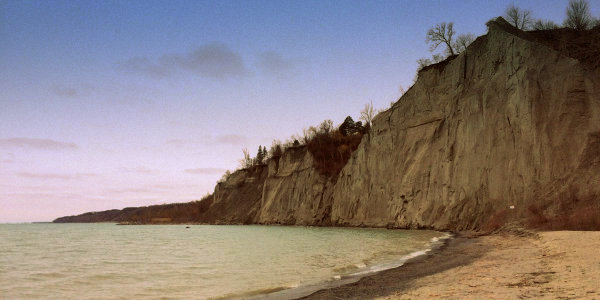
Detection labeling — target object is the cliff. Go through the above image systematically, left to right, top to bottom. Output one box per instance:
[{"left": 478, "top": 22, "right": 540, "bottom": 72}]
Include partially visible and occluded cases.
[
  {"left": 54, "top": 18, "right": 600, "bottom": 230},
  {"left": 330, "top": 19, "right": 600, "bottom": 230},
  {"left": 254, "top": 146, "right": 333, "bottom": 225}
]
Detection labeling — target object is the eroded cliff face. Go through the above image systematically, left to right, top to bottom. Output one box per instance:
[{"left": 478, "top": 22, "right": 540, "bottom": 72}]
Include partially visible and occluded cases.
[
  {"left": 55, "top": 19, "right": 600, "bottom": 230},
  {"left": 329, "top": 19, "right": 600, "bottom": 230},
  {"left": 254, "top": 147, "right": 333, "bottom": 225},
  {"left": 203, "top": 165, "right": 268, "bottom": 224}
]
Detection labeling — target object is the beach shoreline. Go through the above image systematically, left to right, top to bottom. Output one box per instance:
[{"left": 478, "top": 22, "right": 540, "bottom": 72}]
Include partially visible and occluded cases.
[
  {"left": 295, "top": 230, "right": 600, "bottom": 299},
  {"left": 256, "top": 231, "right": 453, "bottom": 300}
]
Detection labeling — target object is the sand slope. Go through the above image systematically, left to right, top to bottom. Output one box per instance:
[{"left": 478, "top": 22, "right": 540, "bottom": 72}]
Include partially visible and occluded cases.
[{"left": 301, "top": 231, "right": 600, "bottom": 299}]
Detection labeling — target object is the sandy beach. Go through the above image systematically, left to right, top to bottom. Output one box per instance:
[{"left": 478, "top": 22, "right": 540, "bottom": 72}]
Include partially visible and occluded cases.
[{"left": 300, "top": 230, "right": 600, "bottom": 299}]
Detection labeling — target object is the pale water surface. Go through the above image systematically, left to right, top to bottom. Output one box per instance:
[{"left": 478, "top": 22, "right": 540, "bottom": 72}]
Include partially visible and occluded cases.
[{"left": 0, "top": 224, "right": 446, "bottom": 299}]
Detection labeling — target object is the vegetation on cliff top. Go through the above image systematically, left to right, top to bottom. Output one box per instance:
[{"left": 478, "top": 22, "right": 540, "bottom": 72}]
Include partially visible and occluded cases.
[
  {"left": 417, "top": 0, "right": 599, "bottom": 73},
  {"left": 217, "top": 101, "right": 375, "bottom": 183},
  {"left": 305, "top": 118, "right": 365, "bottom": 178}
]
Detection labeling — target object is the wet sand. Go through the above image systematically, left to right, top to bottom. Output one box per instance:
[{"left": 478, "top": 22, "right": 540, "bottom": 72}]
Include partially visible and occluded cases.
[{"left": 299, "top": 231, "right": 600, "bottom": 299}]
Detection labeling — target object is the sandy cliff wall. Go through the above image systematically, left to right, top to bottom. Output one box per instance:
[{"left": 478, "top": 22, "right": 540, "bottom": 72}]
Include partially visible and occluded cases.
[
  {"left": 329, "top": 19, "right": 600, "bottom": 230},
  {"left": 254, "top": 146, "right": 333, "bottom": 225},
  {"left": 201, "top": 165, "right": 268, "bottom": 224}
]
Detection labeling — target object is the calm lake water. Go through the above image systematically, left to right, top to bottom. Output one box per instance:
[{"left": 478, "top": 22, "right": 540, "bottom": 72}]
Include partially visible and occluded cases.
[{"left": 0, "top": 223, "right": 447, "bottom": 299}]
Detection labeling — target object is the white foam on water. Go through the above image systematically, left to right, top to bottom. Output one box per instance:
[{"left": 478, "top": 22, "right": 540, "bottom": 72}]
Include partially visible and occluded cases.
[
  {"left": 250, "top": 231, "right": 453, "bottom": 300},
  {"left": 348, "top": 232, "right": 452, "bottom": 278}
]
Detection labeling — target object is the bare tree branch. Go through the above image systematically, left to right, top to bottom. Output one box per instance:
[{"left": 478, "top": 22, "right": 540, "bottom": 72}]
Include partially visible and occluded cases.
[
  {"left": 564, "top": 0, "right": 593, "bottom": 30},
  {"left": 505, "top": 5, "right": 533, "bottom": 30},
  {"left": 533, "top": 19, "right": 559, "bottom": 30},
  {"left": 426, "top": 22, "right": 456, "bottom": 56},
  {"left": 453, "top": 33, "right": 475, "bottom": 53},
  {"left": 360, "top": 101, "right": 375, "bottom": 126},
  {"left": 239, "top": 148, "right": 252, "bottom": 169}
]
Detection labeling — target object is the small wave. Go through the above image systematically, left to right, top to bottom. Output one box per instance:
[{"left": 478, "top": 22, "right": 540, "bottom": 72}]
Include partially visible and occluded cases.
[
  {"left": 347, "top": 233, "right": 452, "bottom": 278},
  {"left": 346, "top": 249, "right": 430, "bottom": 277},
  {"left": 332, "top": 262, "right": 368, "bottom": 274},
  {"left": 209, "top": 284, "right": 299, "bottom": 300}
]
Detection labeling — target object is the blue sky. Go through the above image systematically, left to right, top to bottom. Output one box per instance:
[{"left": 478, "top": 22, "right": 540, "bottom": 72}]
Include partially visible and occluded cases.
[{"left": 1, "top": 0, "right": 598, "bottom": 222}]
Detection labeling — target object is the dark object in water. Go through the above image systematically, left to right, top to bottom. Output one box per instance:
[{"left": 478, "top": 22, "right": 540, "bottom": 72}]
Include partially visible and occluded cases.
[{"left": 186, "top": 226, "right": 190, "bottom": 228}]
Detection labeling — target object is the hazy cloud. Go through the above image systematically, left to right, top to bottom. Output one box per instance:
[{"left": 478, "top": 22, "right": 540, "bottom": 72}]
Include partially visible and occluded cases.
[
  {"left": 118, "top": 43, "right": 248, "bottom": 79},
  {"left": 258, "top": 51, "right": 295, "bottom": 73},
  {"left": 118, "top": 57, "right": 169, "bottom": 77},
  {"left": 50, "top": 84, "right": 96, "bottom": 98},
  {"left": 51, "top": 85, "right": 78, "bottom": 97},
  {"left": 165, "top": 134, "right": 248, "bottom": 146},
  {"left": 215, "top": 134, "right": 248, "bottom": 145},
  {"left": 0, "top": 138, "right": 78, "bottom": 150},
  {"left": 165, "top": 139, "right": 190, "bottom": 146},
  {"left": 1, "top": 153, "right": 15, "bottom": 163},
  {"left": 123, "top": 166, "right": 155, "bottom": 174},
  {"left": 184, "top": 168, "right": 226, "bottom": 174},
  {"left": 17, "top": 172, "right": 97, "bottom": 180},
  {"left": 104, "top": 184, "right": 180, "bottom": 195},
  {"left": 105, "top": 187, "right": 157, "bottom": 194}
]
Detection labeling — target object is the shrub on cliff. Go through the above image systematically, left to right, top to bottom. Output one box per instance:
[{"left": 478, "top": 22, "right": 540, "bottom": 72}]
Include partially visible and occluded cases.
[
  {"left": 532, "top": 19, "right": 560, "bottom": 30},
  {"left": 339, "top": 116, "right": 364, "bottom": 136},
  {"left": 306, "top": 125, "right": 363, "bottom": 178},
  {"left": 218, "top": 170, "right": 231, "bottom": 184}
]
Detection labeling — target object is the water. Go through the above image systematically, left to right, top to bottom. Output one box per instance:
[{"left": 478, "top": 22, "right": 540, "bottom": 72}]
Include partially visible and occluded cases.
[{"left": 0, "top": 223, "right": 448, "bottom": 299}]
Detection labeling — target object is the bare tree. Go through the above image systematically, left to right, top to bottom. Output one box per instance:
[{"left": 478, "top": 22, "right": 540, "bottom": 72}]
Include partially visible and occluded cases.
[
  {"left": 564, "top": 0, "right": 593, "bottom": 30},
  {"left": 504, "top": 5, "right": 533, "bottom": 30},
  {"left": 532, "top": 19, "right": 559, "bottom": 30},
  {"left": 426, "top": 22, "right": 456, "bottom": 56},
  {"left": 453, "top": 33, "right": 475, "bottom": 53},
  {"left": 360, "top": 101, "right": 375, "bottom": 126},
  {"left": 319, "top": 119, "right": 333, "bottom": 134},
  {"left": 302, "top": 126, "right": 316, "bottom": 144},
  {"left": 239, "top": 148, "right": 252, "bottom": 169}
]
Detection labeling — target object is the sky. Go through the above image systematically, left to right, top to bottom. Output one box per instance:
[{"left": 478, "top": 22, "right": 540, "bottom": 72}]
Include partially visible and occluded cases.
[{"left": 1, "top": 0, "right": 598, "bottom": 222}]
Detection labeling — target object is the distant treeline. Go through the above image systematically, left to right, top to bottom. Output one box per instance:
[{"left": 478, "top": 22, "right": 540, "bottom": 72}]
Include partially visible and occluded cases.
[{"left": 54, "top": 195, "right": 214, "bottom": 224}]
